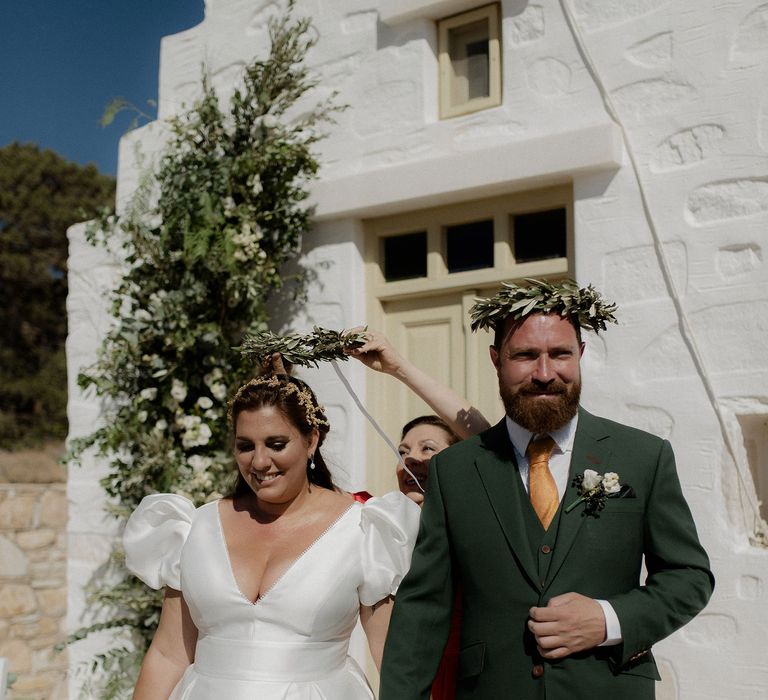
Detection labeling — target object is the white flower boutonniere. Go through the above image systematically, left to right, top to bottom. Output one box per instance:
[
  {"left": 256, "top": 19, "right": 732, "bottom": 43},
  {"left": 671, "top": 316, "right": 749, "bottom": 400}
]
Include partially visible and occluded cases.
[{"left": 565, "top": 469, "right": 622, "bottom": 517}]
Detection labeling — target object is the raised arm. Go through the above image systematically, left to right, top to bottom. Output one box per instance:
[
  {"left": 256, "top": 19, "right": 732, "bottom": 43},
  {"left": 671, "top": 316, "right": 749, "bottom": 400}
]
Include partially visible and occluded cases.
[
  {"left": 346, "top": 328, "right": 490, "bottom": 439},
  {"left": 132, "top": 588, "right": 197, "bottom": 700}
]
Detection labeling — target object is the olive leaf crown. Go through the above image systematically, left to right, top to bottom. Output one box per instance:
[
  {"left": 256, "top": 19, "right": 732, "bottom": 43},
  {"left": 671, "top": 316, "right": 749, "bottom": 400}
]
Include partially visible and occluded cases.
[
  {"left": 469, "top": 278, "right": 618, "bottom": 334},
  {"left": 238, "top": 326, "right": 367, "bottom": 368}
]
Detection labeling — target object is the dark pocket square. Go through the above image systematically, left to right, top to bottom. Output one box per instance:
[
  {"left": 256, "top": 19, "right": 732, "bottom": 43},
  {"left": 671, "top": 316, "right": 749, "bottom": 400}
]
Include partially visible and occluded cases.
[{"left": 608, "top": 484, "right": 636, "bottom": 498}]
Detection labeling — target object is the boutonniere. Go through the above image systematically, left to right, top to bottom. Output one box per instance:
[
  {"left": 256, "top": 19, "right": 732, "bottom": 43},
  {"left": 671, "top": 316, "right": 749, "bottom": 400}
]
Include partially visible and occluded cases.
[{"left": 564, "top": 469, "right": 621, "bottom": 517}]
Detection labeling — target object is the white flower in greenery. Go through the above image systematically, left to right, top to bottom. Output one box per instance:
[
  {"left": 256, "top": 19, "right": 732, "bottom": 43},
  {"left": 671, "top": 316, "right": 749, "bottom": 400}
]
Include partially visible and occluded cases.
[
  {"left": 261, "top": 114, "right": 278, "bottom": 130},
  {"left": 223, "top": 196, "right": 236, "bottom": 214},
  {"left": 231, "top": 222, "right": 264, "bottom": 262},
  {"left": 204, "top": 368, "right": 223, "bottom": 387},
  {"left": 171, "top": 379, "right": 188, "bottom": 402},
  {"left": 211, "top": 382, "right": 228, "bottom": 401},
  {"left": 140, "top": 387, "right": 158, "bottom": 401},
  {"left": 197, "top": 396, "right": 213, "bottom": 410},
  {"left": 204, "top": 408, "right": 221, "bottom": 420},
  {"left": 137, "top": 410, "right": 148, "bottom": 423},
  {"left": 177, "top": 414, "right": 199, "bottom": 430},
  {"left": 153, "top": 419, "right": 168, "bottom": 434},
  {"left": 182, "top": 419, "right": 212, "bottom": 448},
  {"left": 181, "top": 431, "right": 198, "bottom": 449},
  {"left": 188, "top": 454, "right": 213, "bottom": 472},
  {"left": 566, "top": 469, "right": 623, "bottom": 517},
  {"left": 582, "top": 469, "right": 602, "bottom": 491},
  {"left": 190, "top": 471, "right": 213, "bottom": 490},
  {"left": 602, "top": 472, "right": 621, "bottom": 494}
]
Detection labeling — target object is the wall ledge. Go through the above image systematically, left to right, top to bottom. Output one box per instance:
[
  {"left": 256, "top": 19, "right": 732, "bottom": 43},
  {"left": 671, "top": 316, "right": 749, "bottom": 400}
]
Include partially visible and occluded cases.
[
  {"left": 379, "top": 0, "right": 482, "bottom": 25},
  {"left": 311, "top": 122, "right": 622, "bottom": 221}
]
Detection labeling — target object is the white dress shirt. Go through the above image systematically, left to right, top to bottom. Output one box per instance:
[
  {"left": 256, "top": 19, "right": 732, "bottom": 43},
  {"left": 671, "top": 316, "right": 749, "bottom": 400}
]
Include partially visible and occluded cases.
[{"left": 504, "top": 414, "right": 622, "bottom": 646}]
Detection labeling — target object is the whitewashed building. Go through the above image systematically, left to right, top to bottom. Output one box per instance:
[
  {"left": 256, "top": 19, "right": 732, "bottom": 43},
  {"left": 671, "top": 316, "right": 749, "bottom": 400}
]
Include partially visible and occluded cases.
[{"left": 67, "top": 1, "right": 768, "bottom": 698}]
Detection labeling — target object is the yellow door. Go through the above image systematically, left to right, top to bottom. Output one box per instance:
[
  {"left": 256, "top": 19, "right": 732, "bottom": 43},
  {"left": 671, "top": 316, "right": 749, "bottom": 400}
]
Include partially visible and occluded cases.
[{"left": 365, "top": 289, "right": 502, "bottom": 496}]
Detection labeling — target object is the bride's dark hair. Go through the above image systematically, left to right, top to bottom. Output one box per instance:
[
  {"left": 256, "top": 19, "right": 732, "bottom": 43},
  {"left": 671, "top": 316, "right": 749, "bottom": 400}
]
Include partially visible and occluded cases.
[{"left": 227, "top": 375, "right": 334, "bottom": 497}]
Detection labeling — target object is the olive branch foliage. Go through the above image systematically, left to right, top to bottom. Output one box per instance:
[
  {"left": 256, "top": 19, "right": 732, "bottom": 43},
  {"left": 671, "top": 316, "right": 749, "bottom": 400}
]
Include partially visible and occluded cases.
[
  {"left": 66, "top": 7, "right": 341, "bottom": 696},
  {"left": 470, "top": 278, "right": 618, "bottom": 334},
  {"left": 239, "top": 326, "right": 367, "bottom": 368}
]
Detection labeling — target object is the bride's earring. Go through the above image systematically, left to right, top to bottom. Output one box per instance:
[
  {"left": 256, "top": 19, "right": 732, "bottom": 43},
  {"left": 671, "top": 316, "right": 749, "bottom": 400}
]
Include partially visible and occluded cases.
[{"left": 308, "top": 454, "right": 316, "bottom": 470}]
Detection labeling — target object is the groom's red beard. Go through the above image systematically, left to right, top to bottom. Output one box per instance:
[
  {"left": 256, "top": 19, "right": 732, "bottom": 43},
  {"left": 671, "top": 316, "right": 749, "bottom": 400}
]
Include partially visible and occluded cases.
[{"left": 500, "top": 377, "right": 581, "bottom": 434}]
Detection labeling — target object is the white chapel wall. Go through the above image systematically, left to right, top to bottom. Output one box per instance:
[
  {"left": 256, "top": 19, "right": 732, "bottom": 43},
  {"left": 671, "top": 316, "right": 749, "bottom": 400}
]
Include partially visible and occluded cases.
[{"left": 66, "top": 1, "right": 768, "bottom": 698}]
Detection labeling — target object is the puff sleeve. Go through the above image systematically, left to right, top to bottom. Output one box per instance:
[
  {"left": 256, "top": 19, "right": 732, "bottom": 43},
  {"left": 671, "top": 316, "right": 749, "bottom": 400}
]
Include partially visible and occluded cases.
[
  {"left": 358, "top": 491, "right": 421, "bottom": 606},
  {"left": 123, "top": 493, "right": 196, "bottom": 591}
]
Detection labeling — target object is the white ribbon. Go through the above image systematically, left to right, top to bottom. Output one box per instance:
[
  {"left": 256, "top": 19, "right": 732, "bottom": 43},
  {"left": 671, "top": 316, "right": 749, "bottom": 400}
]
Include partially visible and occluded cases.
[{"left": 331, "top": 361, "right": 425, "bottom": 493}]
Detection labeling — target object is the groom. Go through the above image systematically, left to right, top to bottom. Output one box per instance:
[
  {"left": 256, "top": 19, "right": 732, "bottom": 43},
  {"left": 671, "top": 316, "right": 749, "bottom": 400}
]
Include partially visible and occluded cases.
[{"left": 379, "top": 279, "right": 713, "bottom": 700}]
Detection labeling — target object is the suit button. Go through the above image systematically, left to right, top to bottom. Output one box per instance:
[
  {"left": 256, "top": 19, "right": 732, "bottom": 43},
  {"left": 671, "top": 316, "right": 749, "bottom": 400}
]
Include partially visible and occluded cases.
[
  {"left": 540, "top": 545, "right": 552, "bottom": 554},
  {"left": 532, "top": 664, "right": 544, "bottom": 678}
]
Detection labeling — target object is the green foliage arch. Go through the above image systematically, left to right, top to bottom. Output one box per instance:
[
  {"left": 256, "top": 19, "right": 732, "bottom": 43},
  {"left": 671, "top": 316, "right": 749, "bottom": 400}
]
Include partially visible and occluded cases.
[{"left": 68, "top": 9, "right": 340, "bottom": 696}]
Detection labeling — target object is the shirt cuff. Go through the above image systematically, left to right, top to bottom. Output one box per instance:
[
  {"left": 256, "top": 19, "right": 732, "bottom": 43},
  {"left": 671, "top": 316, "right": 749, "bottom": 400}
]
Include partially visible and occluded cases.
[{"left": 596, "top": 599, "right": 622, "bottom": 646}]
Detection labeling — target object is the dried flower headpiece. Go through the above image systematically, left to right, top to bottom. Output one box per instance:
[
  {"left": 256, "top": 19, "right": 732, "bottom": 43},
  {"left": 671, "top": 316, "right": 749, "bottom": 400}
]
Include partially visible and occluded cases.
[
  {"left": 469, "top": 278, "right": 618, "bottom": 334},
  {"left": 239, "top": 326, "right": 367, "bottom": 368},
  {"left": 228, "top": 375, "right": 330, "bottom": 429}
]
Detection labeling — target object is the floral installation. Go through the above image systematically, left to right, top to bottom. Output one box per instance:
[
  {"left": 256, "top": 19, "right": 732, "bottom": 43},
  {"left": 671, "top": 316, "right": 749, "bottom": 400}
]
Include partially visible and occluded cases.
[
  {"left": 65, "top": 5, "right": 341, "bottom": 696},
  {"left": 469, "top": 278, "right": 618, "bottom": 334},
  {"left": 564, "top": 469, "right": 622, "bottom": 517}
]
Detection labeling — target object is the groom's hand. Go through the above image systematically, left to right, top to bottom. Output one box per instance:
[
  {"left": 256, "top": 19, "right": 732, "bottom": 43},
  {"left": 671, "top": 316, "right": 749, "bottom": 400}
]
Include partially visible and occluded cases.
[{"left": 528, "top": 592, "right": 606, "bottom": 659}]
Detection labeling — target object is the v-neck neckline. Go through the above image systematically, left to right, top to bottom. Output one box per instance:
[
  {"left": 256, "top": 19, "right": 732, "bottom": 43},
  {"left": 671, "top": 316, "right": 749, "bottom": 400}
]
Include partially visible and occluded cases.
[{"left": 214, "top": 500, "right": 356, "bottom": 606}]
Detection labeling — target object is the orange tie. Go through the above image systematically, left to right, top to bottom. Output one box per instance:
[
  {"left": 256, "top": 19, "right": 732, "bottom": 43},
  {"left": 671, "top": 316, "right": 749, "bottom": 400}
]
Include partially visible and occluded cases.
[{"left": 527, "top": 436, "right": 558, "bottom": 529}]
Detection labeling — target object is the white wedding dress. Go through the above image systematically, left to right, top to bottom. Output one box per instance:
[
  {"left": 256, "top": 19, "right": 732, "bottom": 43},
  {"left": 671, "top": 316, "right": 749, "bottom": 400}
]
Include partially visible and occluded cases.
[{"left": 123, "top": 491, "right": 420, "bottom": 699}]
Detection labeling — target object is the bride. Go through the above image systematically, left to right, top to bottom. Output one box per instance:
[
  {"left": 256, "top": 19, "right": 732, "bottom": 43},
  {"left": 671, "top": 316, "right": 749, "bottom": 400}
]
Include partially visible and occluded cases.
[{"left": 123, "top": 373, "right": 420, "bottom": 699}]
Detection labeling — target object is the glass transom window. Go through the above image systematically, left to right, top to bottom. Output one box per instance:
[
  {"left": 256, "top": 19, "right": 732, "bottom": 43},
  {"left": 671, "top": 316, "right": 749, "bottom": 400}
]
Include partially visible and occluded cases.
[
  {"left": 366, "top": 186, "right": 572, "bottom": 301},
  {"left": 512, "top": 208, "right": 567, "bottom": 263},
  {"left": 445, "top": 219, "right": 494, "bottom": 272},
  {"left": 383, "top": 231, "right": 427, "bottom": 281}
]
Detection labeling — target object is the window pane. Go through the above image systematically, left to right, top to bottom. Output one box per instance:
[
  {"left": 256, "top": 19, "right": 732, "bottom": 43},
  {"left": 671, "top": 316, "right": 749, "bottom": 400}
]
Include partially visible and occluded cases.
[
  {"left": 448, "top": 19, "right": 490, "bottom": 106},
  {"left": 513, "top": 208, "right": 567, "bottom": 263},
  {"left": 446, "top": 219, "right": 494, "bottom": 273},
  {"left": 383, "top": 231, "right": 427, "bottom": 281},
  {"left": 738, "top": 414, "right": 768, "bottom": 522}
]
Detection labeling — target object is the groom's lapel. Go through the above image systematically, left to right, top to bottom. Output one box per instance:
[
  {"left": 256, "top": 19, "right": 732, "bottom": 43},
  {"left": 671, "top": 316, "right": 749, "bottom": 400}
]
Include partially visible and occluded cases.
[
  {"left": 546, "top": 408, "right": 614, "bottom": 586},
  {"left": 474, "top": 420, "right": 539, "bottom": 589}
]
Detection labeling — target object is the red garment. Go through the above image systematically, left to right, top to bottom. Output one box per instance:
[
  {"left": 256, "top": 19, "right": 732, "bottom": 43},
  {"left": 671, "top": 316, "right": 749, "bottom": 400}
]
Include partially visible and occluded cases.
[
  {"left": 351, "top": 490, "right": 373, "bottom": 503},
  {"left": 431, "top": 591, "right": 462, "bottom": 700}
]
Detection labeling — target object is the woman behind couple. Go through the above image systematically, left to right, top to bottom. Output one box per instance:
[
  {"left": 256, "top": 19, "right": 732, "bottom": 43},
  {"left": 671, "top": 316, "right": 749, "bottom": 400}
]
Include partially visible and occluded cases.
[{"left": 124, "top": 330, "right": 488, "bottom": 699}]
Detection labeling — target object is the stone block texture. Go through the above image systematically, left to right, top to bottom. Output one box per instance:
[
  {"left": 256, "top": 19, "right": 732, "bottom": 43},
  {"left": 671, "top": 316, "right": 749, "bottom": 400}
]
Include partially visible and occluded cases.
[{"left": 0, "top": 446, "right": 68, "bottom": 700}]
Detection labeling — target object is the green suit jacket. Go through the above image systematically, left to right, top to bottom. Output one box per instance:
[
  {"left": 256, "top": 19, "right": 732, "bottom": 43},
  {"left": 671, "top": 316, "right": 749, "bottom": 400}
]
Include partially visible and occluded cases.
[{"left": 379, "top": 409, "right": 714, "bottom": 700}]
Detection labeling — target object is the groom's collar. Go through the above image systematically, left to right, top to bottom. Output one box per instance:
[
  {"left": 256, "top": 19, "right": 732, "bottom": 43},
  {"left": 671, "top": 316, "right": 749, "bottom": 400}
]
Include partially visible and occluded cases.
[{"left": 504, "top": 412, "right": 579, "bottom": 457}]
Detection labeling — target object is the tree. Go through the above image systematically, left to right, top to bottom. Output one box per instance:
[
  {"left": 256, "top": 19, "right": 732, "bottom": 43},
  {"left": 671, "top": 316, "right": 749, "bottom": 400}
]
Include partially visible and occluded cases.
[{"left": 0, "top": 143, "right": 115, "bottom": 447}]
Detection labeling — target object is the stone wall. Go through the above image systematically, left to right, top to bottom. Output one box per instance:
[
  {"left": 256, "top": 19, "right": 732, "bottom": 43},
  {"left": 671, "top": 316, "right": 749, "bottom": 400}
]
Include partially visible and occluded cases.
[{"left": 0, "top": 444, "right": 68, "bottom": 700}]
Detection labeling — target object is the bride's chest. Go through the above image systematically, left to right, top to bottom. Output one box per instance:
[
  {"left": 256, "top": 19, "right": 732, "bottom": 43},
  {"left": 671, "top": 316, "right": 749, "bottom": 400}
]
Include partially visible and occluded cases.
[{"left": 178, "top": 505, "right": 363, "bottom": 636}]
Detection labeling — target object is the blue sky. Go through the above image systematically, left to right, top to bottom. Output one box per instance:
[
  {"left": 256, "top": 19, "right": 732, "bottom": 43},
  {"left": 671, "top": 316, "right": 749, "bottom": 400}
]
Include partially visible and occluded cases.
[{"left": 0, "top": 0, "right": 205, "bottom": 176}]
